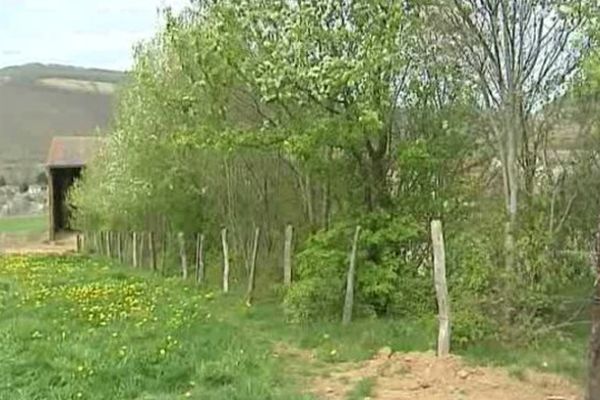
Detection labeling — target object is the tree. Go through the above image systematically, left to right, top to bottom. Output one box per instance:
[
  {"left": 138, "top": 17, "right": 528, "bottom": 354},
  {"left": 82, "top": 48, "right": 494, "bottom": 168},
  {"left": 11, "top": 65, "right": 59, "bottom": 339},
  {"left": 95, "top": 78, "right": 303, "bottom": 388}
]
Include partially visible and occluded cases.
[{"left": 439, "top": 0, "right": 594, "bottom": 271}]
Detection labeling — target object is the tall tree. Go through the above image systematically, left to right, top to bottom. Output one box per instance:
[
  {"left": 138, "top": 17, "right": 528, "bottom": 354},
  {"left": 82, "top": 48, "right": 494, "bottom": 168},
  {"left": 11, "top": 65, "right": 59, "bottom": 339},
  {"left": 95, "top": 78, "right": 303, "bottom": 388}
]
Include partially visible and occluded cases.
[{"left": 440, "top": 0, "right": 593, "bottom": 271}]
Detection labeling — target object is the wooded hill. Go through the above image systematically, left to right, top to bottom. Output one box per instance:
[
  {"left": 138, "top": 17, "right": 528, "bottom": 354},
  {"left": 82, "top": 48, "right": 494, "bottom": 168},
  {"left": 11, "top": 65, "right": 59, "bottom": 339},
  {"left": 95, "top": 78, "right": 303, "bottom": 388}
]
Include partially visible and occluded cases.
[{"left": 0, "top": 64, "right": 124, "bottom": 182}]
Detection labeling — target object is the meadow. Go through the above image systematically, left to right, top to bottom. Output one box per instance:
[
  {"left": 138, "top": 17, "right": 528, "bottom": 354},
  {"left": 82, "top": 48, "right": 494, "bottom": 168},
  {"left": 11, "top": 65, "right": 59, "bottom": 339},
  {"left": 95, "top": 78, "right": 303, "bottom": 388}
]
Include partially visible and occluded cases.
[
  {"left": 0, "top": 214, "right": 47, "bottom": 235},
  {"left": 0, "top": 255, "right": 589, "bottom": 399}
]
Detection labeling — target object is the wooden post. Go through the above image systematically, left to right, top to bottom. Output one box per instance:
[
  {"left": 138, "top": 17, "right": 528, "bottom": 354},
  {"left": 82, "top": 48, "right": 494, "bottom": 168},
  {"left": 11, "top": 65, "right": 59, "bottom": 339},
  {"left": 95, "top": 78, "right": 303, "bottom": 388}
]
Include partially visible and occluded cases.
[
  {"left": 586, "top": 216, "right": 600, "bottom": 400},
  {"left": 431, "top": 219, "right": 451, "bottom": 357},
  {"left": 283, "top": 224, "right": 293, "bottom": 287},
  {"left": 342, "top": 226, "right": 361, "bottom": 325},
  {"left": 246, "top": 227, "right": 260, "bottom": 306},
  {"left": 221, "top": 228, "right": 230, "bottom": 293},
  {"left": 105, "top": 231, "right": 112, "bottom": 258},
  {"left": 117, "top": 232, "right": 123, "bottom": 262},
  {"left": 132, "top": 232, "right": 139, "bottom": 268},
  {"left": 139, "top": 232, "right": 146, "bottom": 268},
  {"left": 149, "top": 232, "right": 157, "bottom": 272},
  {"left": 161, "top": 232, "right": 169, "bottom": 276},
  {"left": 178, "top": 232, "right": 188, "bottom": 279},
  {"left": 195, "top": 233, "right": 205, "bottom": 284},
  {"left": 76, "top": 234, "right": 82, "bottom": 253}
]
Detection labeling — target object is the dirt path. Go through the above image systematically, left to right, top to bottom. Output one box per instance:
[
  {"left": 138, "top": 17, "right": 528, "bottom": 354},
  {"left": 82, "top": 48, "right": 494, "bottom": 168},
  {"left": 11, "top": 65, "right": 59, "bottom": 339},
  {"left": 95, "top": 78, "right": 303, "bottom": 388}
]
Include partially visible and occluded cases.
[
  {"left": 0, "top": 232, "right": 76, "bottom": 255},
  {"left": 311, "top": 350, "right": 581, "bottom": 400}
]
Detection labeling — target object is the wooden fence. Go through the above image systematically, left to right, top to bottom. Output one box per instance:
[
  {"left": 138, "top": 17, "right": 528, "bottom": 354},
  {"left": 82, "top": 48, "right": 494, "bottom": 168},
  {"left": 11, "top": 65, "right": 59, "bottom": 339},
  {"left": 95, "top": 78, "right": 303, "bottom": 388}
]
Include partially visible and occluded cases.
[{"left": 76, "top": 220, "right": 452, "bottom": 356}]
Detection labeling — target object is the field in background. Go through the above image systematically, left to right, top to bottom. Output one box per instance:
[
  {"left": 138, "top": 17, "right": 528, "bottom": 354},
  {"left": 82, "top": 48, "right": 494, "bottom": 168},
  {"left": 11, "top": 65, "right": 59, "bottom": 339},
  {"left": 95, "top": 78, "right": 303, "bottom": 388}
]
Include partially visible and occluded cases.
[
  {"left": 0, "top": 214, "right": 47, "bottom": 235},
  {"left": 0, "top": 255, "right": 587, "bottom": 399}
]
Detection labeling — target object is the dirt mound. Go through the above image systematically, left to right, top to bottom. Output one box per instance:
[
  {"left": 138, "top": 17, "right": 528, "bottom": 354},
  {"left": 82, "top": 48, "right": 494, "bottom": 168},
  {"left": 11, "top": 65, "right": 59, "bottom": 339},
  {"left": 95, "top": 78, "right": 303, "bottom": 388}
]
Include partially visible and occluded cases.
[{"left": 312, "top": 350, "right": 581, "bottom": 400}]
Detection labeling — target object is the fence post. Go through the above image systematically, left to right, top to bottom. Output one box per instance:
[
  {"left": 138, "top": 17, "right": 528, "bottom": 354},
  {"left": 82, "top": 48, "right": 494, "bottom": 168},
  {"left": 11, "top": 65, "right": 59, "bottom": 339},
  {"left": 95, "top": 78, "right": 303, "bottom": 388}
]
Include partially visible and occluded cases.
[
  {"left": 431, "top": 219, "right": 451, "bottom": 357},
  {"left": 283, "top": 224, "right": 293, "bottom": 287},
  {"left": 342, "top": 226, "right": 361, "bottom": 325},
  {"left": 246, "top": 227, "right": 261, "bottom": 306},
  {"left": 221, "top": 228, "right": 230, "bottom": 293},
  {"left": 106, "top": 231, "right": 112, "bottom": 258},
  {"left": 117, "top": 232, "right": 123, "bottom": 262},
  {"left": 132, "top": 232, "right": 138, "bottom": 268},
  {"left": 140, "top": 232, "right": 147, "bottom": 268},
  {"left": 149, "top": 232, "right": 157, "bottom": 272},
  {"left": 178, "top": 232, "right": 188, "bottom": 279},
  {"left": 195, "top": 233, "right": 205, "bottom": 284},
  {"left": 76, "top": 234, "right": 82, "bottom": 253}
]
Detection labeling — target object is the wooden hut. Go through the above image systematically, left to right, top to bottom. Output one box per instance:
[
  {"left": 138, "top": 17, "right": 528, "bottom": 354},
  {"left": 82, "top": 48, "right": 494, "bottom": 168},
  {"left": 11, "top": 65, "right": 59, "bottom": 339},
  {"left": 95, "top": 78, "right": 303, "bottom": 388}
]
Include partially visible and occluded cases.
[{"left": 46, "top": 136, "right": 104, "bottom": 241}]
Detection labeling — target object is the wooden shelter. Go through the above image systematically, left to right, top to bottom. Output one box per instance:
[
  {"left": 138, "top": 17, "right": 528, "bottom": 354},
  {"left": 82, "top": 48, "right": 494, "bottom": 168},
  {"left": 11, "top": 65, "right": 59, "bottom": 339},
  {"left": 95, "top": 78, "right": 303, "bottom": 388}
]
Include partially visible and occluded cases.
[{"left": 46, "top": 136, "right": 104, "bottom": 240}]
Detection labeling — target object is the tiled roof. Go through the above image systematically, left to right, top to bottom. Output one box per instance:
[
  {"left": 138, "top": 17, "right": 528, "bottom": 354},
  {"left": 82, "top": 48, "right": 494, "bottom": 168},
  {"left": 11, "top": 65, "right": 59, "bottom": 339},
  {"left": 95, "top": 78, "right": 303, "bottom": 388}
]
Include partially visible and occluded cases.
[{"left": 46, "top": 136, "right": 105, "bottom": 168}]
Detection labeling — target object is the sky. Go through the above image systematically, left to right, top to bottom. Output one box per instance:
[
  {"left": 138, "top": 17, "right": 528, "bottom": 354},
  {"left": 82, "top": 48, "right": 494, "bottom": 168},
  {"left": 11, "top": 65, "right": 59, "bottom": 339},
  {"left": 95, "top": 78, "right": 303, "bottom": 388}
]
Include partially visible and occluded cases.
[{"left": 0, "top": 0, "right": 188, "bottom": 71}]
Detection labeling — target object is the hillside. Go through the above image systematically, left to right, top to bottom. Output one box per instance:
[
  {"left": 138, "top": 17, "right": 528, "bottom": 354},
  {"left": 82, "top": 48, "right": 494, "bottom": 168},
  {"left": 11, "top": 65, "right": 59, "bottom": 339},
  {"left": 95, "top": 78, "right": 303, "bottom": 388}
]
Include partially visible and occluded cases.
[{"left": 0, "top": 64, "right": 125, "bottom": 183}]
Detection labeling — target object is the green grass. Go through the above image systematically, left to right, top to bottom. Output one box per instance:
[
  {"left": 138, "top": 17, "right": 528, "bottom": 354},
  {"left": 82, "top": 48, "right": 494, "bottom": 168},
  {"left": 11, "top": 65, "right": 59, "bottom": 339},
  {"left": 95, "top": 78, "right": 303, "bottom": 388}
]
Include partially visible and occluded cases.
[
  {"left": 0, "top": 214, "right": 47, "bottom": 234},
  {"left": 0, "top": 254, "right": 589, "bottom": 399}
]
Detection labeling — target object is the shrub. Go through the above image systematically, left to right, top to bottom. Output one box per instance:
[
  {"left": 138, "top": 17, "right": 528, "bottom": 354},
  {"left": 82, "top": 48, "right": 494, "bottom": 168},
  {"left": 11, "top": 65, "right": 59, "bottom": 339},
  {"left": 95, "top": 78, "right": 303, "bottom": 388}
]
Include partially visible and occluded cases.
[
  {"left": 0, "top": 175, "right": 6, "bottom": 187},
  {"left": 284, "top": 212, "right": 426, "bottom": 322}
]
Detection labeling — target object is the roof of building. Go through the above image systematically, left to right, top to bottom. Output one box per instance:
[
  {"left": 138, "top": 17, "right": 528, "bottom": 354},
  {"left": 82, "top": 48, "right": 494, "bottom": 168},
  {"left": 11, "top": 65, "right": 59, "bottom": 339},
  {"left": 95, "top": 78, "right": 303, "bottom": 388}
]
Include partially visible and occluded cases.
[{"left": 46, "top": 136, "right": 106, "bottom": 168}]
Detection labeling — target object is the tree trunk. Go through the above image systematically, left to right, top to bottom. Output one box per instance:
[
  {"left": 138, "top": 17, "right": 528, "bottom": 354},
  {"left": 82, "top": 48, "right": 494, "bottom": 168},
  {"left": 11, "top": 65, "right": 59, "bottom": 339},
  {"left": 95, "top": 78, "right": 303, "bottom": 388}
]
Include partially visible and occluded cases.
[
  {"left": 586, "top": 216, "right": 600, "bottom": 400},
  {"left": 431, "top": 219, "right": 451, "bottom": 357},
  {"left": 342, "top": 226, "right": 361, "bottom": 325}
]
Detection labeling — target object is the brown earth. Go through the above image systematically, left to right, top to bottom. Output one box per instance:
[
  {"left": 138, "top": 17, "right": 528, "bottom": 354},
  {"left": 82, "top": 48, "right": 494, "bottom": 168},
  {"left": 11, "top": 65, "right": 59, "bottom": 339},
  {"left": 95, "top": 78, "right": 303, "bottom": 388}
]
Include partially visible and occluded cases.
[{"left": 311, "top": 349, "right": 581, "bottom": 400}]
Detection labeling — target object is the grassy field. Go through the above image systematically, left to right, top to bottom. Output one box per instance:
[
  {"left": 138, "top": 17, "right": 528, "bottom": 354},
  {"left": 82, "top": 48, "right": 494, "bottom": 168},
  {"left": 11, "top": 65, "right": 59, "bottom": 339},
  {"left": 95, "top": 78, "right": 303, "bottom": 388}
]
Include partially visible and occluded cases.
[
  {"left": 0, "top": 214, "right": 47, "bottom": 235},
  {"left": 0, "top": 255, "right": 589, "bottom": 399}
]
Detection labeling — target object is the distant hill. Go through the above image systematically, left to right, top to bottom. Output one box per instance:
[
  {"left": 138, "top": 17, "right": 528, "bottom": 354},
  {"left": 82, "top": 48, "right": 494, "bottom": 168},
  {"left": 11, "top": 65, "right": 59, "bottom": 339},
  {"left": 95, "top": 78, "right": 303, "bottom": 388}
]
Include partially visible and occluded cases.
[{"left": 0, "top": 63, "right": 125, "bottom": 183}]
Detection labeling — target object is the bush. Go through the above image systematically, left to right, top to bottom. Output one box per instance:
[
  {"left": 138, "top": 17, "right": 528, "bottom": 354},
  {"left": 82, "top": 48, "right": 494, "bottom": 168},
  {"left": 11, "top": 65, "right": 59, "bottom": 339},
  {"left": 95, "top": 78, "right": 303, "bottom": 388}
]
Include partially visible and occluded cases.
[
  {"left": 0, "top": 176, "right": 5, "bottom": 186},
  {"left": 284, "top": 212, "right": 426, "bottom": 322}
]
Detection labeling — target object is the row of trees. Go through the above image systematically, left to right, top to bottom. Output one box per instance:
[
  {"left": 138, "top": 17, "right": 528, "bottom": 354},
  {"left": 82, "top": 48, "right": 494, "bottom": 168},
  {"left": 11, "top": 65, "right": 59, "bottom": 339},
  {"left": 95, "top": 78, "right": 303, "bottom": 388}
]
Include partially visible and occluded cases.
[{"left": 71, "top": 0, "right": 600, "bottom": 344}]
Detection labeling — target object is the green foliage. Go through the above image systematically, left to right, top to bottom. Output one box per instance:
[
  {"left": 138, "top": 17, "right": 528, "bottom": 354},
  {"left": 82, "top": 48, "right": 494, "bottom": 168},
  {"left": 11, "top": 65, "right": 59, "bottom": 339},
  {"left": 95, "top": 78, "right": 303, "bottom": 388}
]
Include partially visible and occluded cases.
[{"left": 284, "top": 213, "right": 426, "bottom": 322}]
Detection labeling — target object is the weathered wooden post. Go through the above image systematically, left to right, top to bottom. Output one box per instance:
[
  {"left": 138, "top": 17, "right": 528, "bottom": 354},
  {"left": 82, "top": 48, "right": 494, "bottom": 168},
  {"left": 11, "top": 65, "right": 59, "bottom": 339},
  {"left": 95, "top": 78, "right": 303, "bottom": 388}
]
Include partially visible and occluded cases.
[
  {"left": 586, "top": 216, "right": 600, "bottom": 400},
  {"left": 431, "top": 219, "right": 451, "bottom": 357},
  {"left": 283, "top": 224, "right": 293, "bottom": 287},
  {"left": 342, "top": 226, "right": 361, "bottom": 325},
  {"left": 246, "top": 227, "right": 261, "bottom": 306},
  {"left": 221, "top": 228, "right": 230, "bottom": 293},
  {"left": 106, "top": 231, "right": 112, "bottom": 258},
  {"left": 117, "top": 232, "right": 123, "bottom": 262},
  {"left": 132, "top": 232, "right": 139, "bottom": 268},
  {"left": 140, "top": 232, "right": 147, "bottom": 268},
  {"left": 149, "top": 232, "right": 157, "bottom": 272},
  {"left": 161, "top": 232, "right": 169, "bottom": 276},
  {"left": 178, "top": 232, "right": 188, "bottom": 279},
  {"left": 195, "top": 233, "right": 205, "bottom": 284},
  {"left": 76, "top": 234, "right": 82, "bottom": 253}
]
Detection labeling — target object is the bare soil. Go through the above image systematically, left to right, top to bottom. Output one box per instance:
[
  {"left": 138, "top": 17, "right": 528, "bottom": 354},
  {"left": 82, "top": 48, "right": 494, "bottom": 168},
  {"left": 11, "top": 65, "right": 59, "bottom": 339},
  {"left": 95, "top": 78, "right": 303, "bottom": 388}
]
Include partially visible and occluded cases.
[
  {"left": 0, "top": 231, "right": 76, "bottom": 254},
  {"left": 311, "top": 350, "right": 581, "bottom": 400}
]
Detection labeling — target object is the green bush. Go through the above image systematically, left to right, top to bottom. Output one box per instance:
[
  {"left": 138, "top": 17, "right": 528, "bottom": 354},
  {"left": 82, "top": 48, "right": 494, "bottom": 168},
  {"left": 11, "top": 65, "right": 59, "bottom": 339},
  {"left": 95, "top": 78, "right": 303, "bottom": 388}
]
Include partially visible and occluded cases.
[{"left": 284, "top": 212, "right": 426, "bottom": 322}]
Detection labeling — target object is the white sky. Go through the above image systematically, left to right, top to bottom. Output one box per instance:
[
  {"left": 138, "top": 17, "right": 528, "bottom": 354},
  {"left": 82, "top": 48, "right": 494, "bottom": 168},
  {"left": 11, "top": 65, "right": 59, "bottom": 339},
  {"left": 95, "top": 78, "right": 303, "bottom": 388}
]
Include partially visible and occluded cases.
[{"left": 0, "top": 0, "right": 189, "bottom": 71}]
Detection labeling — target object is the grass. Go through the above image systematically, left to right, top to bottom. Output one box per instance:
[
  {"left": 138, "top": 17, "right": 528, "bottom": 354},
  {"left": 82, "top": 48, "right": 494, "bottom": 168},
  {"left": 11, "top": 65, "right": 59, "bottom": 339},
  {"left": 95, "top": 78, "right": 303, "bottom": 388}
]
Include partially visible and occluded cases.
[
  {"left": 0, "top": 214, "right": 47, "bottom": 235},
  {"left": 0, "top": 254, "right": 590, "bottom": 399}
]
